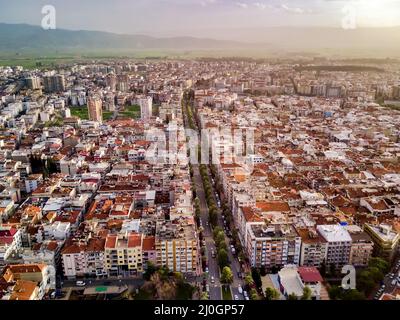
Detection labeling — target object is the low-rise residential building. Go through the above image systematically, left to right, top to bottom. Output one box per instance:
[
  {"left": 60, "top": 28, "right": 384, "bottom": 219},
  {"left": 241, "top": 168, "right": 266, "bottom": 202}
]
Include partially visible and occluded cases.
[
  {"left": 246, "top": 223, "right": 301, "bottom": 269},
  {"left": 364, "top": 223, "right": 400, "bottom": 261},
  {"left": 317, "top": 225, "right": 352, "bottom": 269},
  {"left": 345, "top": 225, "right": 374, "bottom": 267},
  {"left": 296, "top": 227, "right": 328, "bottom": 268},
  {"left": 104, "top": 232, "right": 143, "bottom": 277},
  {"left": 62, "top": 238, "right": 106, "bottom": 279},
  {"left": 0, "top": 263, "right": 55, "bottom": 300},
  {"left": 278, "top": 265, "right": 323, "bottom": 300}
]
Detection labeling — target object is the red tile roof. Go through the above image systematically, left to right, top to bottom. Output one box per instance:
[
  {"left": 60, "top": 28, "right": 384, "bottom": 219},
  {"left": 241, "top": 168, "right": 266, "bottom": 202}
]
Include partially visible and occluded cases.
[{"left": 298, "top": 267, "right": 323, "bottom": 283}]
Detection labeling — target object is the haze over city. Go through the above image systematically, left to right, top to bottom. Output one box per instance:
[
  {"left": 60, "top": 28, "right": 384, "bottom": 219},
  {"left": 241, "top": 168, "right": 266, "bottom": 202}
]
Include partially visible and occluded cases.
[{"left": 0, "top": 0, "right": 400, "bottom": 39}]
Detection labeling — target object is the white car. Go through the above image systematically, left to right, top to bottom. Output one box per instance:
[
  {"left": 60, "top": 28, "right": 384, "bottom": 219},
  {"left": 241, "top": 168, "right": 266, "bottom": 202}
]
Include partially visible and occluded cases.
[
  {"left": 211, "top": 276, "right": 215, "bottom": 284},
  {"left": 76, "top": 281, "right": 86, "bottom": 287},
  {"left": 238, "top": 286, "right": 243, "bottom": 294},
  {"left": 234, "top": 295, "right": 239, "bottom": 300}
]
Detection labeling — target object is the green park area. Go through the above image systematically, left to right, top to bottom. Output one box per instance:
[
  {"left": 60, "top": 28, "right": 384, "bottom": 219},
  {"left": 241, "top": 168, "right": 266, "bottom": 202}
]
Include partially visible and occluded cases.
[
  {"left": 120, "top": 105, "right": 141, "bottom": 119},
  {"left": 69, "top": 106, "right": 113, "bottom": 121},
  {"left": 70, "top": 106, "right": 89, "bottom": 120},
  {"left": 103, "top": 112, "right": 113, "bottom": 120}
]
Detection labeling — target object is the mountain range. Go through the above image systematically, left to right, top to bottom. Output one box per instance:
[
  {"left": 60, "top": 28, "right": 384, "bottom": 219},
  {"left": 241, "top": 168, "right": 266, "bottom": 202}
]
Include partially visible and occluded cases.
[
  {"left": 0, "top": 23, "right": 259, "bottom": 52},
  {"left": 1, "top": 23, "right": 400, "bottom": 55}
]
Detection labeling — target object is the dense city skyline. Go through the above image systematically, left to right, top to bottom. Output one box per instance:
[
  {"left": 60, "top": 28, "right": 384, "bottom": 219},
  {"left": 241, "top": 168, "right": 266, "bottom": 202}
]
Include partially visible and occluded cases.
[{"left": 0, "top": 0, "right": 400, "bottom": 307}]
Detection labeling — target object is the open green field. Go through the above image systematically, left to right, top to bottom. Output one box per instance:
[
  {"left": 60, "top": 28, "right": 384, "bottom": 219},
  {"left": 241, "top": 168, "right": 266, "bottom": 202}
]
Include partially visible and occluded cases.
[
  {"left": 0, "top": 49, "right": 280, "bottom": 70},
  {"left": 120, "top": 105, "right": 141, "bottom": 119},
  {"left": 70, "top": 106, "right": 89, "bottom": 120},
  {"left": 70, "top": 106, "right": 113, "bottom": 121},
  {"left": 103, "top": 111, "right": 113, "bottom": 120}
]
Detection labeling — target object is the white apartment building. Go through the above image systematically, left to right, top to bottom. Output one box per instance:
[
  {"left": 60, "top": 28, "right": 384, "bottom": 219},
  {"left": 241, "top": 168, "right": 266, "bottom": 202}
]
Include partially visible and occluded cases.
[
  {"left": 139, "top": 96, "right": 153, "bottom": 120},
  {"left": 317, "top": 225, "right": 352, "bottom": 268},
  {"left": 62, "top": 239, "right": 106, "bottom": 279}
]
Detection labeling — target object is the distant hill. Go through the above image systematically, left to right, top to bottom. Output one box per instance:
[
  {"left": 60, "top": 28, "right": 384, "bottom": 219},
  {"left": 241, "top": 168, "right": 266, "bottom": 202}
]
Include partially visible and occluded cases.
[
  {"left": 0, "top": 23, "right": 262, "bottom": 52},
  {"left": 1, "top": 23, "right": 400, "bottom": 56},
  {"left": 210, "top": 26, "right": 400, "bottom": 52}
]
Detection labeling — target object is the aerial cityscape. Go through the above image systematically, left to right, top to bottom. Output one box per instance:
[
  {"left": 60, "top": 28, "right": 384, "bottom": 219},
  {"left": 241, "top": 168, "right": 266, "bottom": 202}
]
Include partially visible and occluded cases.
[{"left": 0, "top": 0, "right": 400, "bottom": 304}]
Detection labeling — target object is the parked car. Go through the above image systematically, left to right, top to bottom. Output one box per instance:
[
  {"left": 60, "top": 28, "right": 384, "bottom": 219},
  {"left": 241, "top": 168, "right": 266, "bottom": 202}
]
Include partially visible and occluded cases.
[
  {"left": 76, "top": 281, "right": 86, "bottom": 287},
  {"left": 206, "top": 285, "right": 210, "bottom": 293},
  {"left": 238, "top": 285, "right": 243, "bottom": 294},
  {"left": 234, "top": 295, "right": 239, "bottom": 300}
]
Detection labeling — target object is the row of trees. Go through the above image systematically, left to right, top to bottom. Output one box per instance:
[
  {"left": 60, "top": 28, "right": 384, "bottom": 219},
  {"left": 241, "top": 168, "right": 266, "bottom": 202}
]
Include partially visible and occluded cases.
[
  {"left": 182, "top": 91, "right": 197, "bottom": 130},
  {"left": 199, "top": 163, "right": 219, "bottom": 227},
  {"left": 209, "top": 165, "right": 248, "bottom": 264},
  {"left": 213, "top": 226, "right": 230, "bottom": 270},
  {"left": 328, "top": 257, "right": 390, "bottom": 300}
]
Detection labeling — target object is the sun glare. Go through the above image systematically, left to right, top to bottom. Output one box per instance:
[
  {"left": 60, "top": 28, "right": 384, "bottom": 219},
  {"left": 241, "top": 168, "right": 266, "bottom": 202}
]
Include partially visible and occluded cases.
[{"left": 355, "top": 0, "right": 400, "bottom": 27}]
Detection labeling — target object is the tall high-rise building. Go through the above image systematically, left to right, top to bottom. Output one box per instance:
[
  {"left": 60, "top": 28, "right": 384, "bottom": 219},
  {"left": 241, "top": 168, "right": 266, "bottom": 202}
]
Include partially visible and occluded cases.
[
  {"left": 106, "top": 73, "right": 117, "bottom": 91},
  {"left": 43, "top": 74, "right": 66, "bottom": 93},
  {"left": 117, "top": 74, "right": 129, "bottom": 92},
  {"left": 26, "top": 76, "right": 41, "bottom": 90},
  {"left": 104, "top": 93, "right": 116, "bottom": 111},
  {"left": 87, "top": 95, "right": 103, "bottom": 123},
  {"left": 138, "top": 96, "right": 153, "bottom": 120}
]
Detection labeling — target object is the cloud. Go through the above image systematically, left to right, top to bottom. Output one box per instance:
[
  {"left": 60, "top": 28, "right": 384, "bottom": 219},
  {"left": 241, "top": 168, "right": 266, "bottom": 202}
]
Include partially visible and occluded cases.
[
  {"left": 200, "top": 0, "right": 216, "bottom": 7},
  {"left": 236, "top": 2, "right": 249, "bottom": 9},
  {"left": 253, "top": 2, "right": 270, "bottom": 10},
  {"left": 280, "top": 3, "right": 313, "bottom": 14}
]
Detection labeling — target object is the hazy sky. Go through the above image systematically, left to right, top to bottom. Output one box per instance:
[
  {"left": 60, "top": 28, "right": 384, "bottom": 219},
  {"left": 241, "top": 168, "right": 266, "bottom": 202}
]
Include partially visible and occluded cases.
[{"left": 0, "top": 0, "right": 399, "bottom": 37}]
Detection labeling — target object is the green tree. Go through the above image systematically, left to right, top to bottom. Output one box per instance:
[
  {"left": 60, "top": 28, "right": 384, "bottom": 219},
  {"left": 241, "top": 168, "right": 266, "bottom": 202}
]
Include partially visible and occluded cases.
[
  {"left": 209, "top": 211, "right": 218, "bottom": 226},
  {"left": 212, "top": 227, "right": 223, "bottom": 239},
  {"left": 215, "top": 232, "right": 225, "bottom": 247},
  {"left": 217, "top": 249, "right": 229, "bottom": 269},
  {"left": 369, "top": 257, "right": 389, "bottom": 274},
  {"left": 144, "top": 262, "right": 158, "bottom": 281},
  {"left": 221, "top": 266, "right": 234, "bottom": 284},
  {"left": 368, "top": 267, "right": 384, "bottom": 283},
  {"left": 251, "top": 268, "right": 262, "bottom": 288},
  {"left": 357, "top": 271, "right": 375, "bottom": 295},
  {"left": 244, "top": 274, "right": 254, "bottom": 287},
  {"left": 328, "top": 285, "right": 341, "bottom": 300},
  {"left": 301, "top": 286, "right": 312, "bottom": 300},
  {"left": 265, "top": 287, "right": 280, "bottom": 301},
  {"left": 249, "top": 288, "right": 259, "bottom": 300},
  {"left": 342, "top": 289, "right": 366, "bottom": 301},
  {"left": 200, "top": 292, "right": 209, "bottom": 300},
  {"left": 288, "top": 293, "right": 298, "bottom": 300}
]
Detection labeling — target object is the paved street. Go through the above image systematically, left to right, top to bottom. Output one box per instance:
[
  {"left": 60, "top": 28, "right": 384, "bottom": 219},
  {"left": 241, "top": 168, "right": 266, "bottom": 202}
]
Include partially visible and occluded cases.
[
  {"left": 184, "top": 94, "right": 245, "bottom": 300},
  {"left": 192, "top": 163, "right": 222, "bottom": 300},
  {"left": 205, "top": 169, "right": 245, "bottom": 300},
  {"left": 373, "top": 256, "right": 400, "bottom": 299}
]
